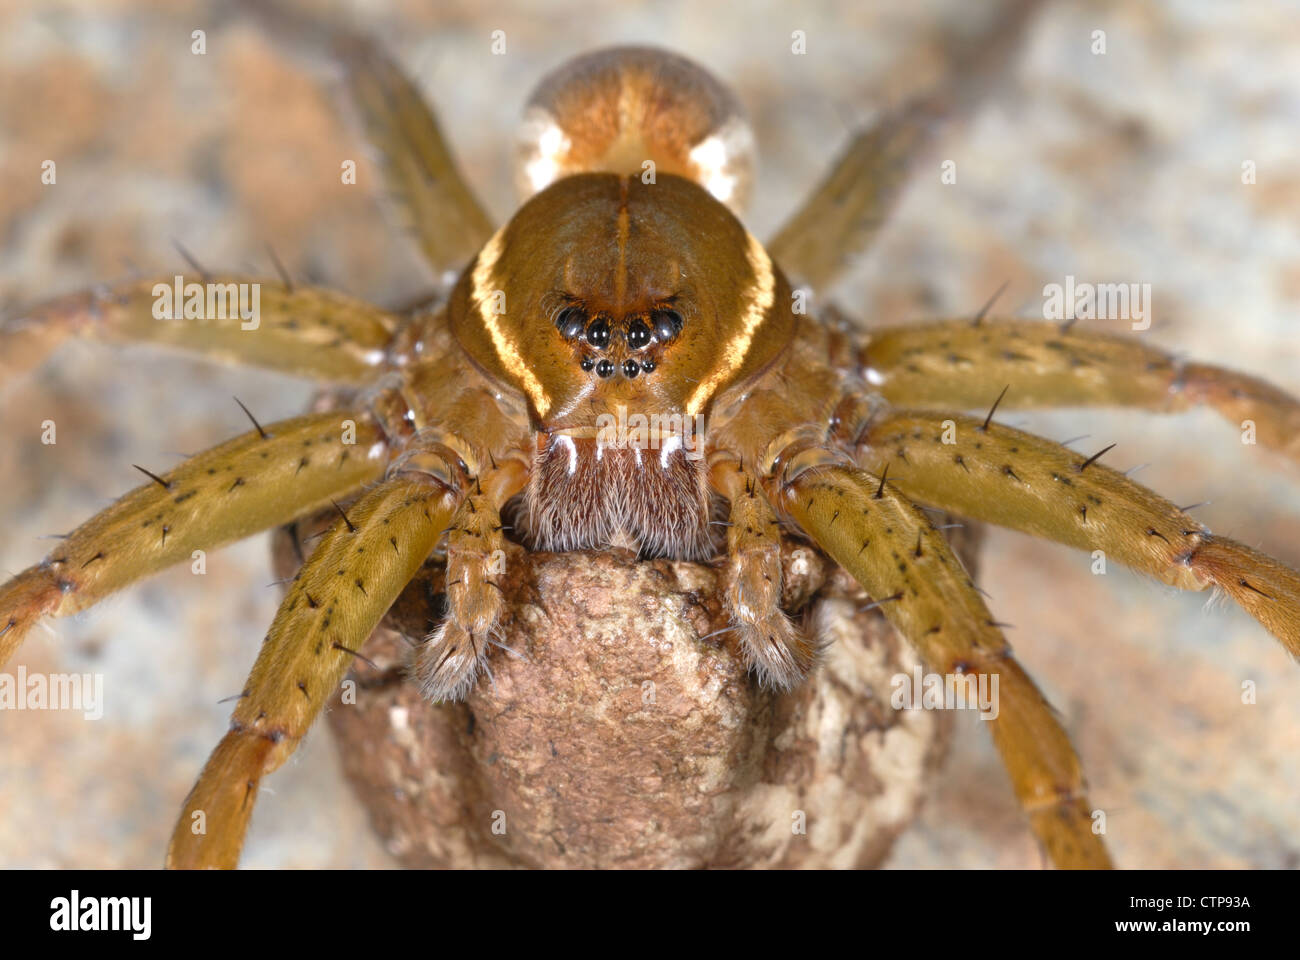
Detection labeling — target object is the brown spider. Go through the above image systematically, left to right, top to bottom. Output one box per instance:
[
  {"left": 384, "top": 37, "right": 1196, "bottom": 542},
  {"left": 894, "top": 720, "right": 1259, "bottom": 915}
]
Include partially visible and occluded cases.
[{"left": 2, "top": 1, "right": 1299, "bottom": 869}]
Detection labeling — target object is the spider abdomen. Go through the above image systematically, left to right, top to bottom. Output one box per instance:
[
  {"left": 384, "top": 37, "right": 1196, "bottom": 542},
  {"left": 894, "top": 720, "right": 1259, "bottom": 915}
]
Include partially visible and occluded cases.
[{"left": 515, "top": 46, "right": 755, "bottom": 213}]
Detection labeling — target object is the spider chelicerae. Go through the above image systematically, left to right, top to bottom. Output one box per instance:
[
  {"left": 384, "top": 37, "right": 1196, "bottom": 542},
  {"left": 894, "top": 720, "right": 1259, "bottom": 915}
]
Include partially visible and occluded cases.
[{"left": 2, "top": 1, "right": 1298, "bottom": 869}]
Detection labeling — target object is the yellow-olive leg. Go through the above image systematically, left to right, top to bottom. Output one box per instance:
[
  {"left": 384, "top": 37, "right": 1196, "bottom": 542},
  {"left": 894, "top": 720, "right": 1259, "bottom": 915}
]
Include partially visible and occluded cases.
[
  {"left": 245, "top": 0, "right": 495, "bottom": 275},
  {"left": 767, "top": 0, "right": 1043, "bottom": 290},
  {"left": 337, "top": 31, "right": 495, "bottom": 275},
  {"left": 766, "top": 99, "right": 941, "bottom": 292},
  {"left": 1, "top": 279, "right": 400, "bottom": 383},
  {"left": 860, "top": 320, "right": 1300, "bottom": 465},
  {"left": 859, "top": 410, "right": 1300, "bottom": 656},
  {"left": 0, "top": 411, "right": 386, "bottom": 667},
  {"left": 711, "top": 458, "right": 816, "bottom": 689},
  {"left": 775, "top": 464, "right": 1112, "bottom": 868},
  {"left": 167, "top": 470, "right": 459, "bottom": 868},
  {"left": 414, "top": 490, "right": 509, "bottom": 701}
]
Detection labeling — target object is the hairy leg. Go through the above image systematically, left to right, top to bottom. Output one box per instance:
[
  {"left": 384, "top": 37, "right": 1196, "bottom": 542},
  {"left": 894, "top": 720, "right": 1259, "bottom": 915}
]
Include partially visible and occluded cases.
[
  {"left": 767, "top": 0, "right": 1043, "bottom": 291},
  {"left": 1, "top": 279, "right": 400, "bottom": 384},
  {"left": 859, "top": 319, "right": 1300, "bottom": 464},
  {"left": 858, "top": 409, "right": 1300, "bottom": 655},
  {"left": 0, "top": 411, "right": 387, "bottom": 667},
  {"left": 711, "top": 457, "right": 816, "bottom": 688},
  {"left": 773, "top": 462, "right": 1111, "bottom": 869},
  {"left": 166, "top": 469, "right": 459, "bottom": 868}
]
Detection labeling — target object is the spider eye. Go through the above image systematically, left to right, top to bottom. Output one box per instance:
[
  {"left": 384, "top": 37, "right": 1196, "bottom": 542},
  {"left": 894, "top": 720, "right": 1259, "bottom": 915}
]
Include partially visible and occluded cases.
[
  {"left": 556, "top": 306, "right": 587, "bottom": 339},
  {"left": 651, "top": 308, "right": 683, "bottom": 341},
  {"left": 586, "top": 317, "right": 611, "bottom": 349},
  {"left": 627, "top": 319, "right": 652, "bottom": 350},
  {"left": 580, "top": 356, "right": 595, "bottom": 372},
  {"left": 595, "top": 358, "right": 615, "bottom": 378},
  {"left": 622, "top": 359, "right": 640, "bottom": 378}
]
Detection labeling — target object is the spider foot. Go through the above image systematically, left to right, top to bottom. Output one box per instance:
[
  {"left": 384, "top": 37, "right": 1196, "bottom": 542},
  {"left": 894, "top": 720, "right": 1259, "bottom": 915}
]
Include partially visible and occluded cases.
[
  {"left": 734, "top": 614, "right": 820, "bottom": 692},
  {"left": 413, "top": 620, "right": 497, "bottom": 702}
]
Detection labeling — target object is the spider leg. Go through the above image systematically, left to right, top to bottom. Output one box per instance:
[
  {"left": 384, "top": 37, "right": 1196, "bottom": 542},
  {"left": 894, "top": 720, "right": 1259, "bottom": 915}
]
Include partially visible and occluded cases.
[
  {"left": 244, "top": 0, "right": 494, "bottom": 276},
  {"left": 766, "top": 0, "right": 1043, "bottom": 291},
  {"left": 336, "top": 29, "right": 496, "bottom": 275},
  {"left": 765, "top": 99, "right": 940, "bottom": 292},
  {"left": 1, "top": 279, "right": 400, "bottom": 384},
  {"left": 860, "top": 319, "right": 1300, "bottom": 465},
  {"left": 858, "top": 410, "right": 1300, "bottom": 655},
  {"left": 0, "top": 411, "right": 386, "bottom": 667},
  {"left": 711, "top": 457, "right": 817, "bottom": 688},
  {"left": 773, "top": 462, "right": 1111, "bottom": 869},
  {"left": 166, "top": 469, "right": 459, "bottom": 869},
  {"left": 414, "top": 490, "right": 510, "bottom": 701}
]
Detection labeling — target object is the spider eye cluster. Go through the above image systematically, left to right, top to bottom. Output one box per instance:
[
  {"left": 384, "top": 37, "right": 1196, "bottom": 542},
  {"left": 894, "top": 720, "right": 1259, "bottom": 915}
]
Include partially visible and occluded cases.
[{"left": 554, "top": 303, "right": 682, "bottom": 379}]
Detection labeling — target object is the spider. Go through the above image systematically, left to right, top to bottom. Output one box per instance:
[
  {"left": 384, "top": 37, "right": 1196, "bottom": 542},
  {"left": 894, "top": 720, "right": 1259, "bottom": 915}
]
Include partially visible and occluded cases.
[{"left": 2, "top": 1, "right": 1299, "bottom": 869}]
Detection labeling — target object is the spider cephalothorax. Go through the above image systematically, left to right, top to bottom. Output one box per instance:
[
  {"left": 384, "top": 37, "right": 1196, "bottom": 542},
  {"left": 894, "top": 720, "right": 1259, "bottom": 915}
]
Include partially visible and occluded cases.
[
  {"left": 2, "top": 3, "right": 1299, "bottom": 871},
  {"left": 450, "top": 170, "right": 795, "bottom": 559},
  {"left": 451, "top": 171, "right": 793, "bottom": 421}
]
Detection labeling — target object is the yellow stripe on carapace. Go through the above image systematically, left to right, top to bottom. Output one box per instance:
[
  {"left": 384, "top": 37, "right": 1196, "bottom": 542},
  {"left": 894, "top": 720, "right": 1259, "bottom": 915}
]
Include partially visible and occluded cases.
[
  {"left": 473, "top": 227, "right": 551, "bottom": 418},
  {"left": 686, "top": 232, "right": 775, "bottom": 416}
]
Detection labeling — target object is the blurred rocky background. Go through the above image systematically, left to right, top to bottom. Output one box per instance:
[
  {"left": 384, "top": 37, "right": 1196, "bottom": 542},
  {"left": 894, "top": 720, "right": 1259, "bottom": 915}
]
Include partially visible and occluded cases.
[{"left": 0, "top": 0, "right": 1297, "bottom": 868}]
